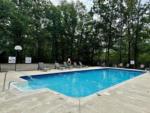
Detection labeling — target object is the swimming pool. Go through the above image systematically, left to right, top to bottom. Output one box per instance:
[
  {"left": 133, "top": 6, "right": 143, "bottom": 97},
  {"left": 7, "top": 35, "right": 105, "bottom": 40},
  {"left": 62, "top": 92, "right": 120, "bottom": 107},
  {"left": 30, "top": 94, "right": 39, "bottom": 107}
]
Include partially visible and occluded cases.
[{"left": 17, "top": 68, "right": 144, "bottom": 98}]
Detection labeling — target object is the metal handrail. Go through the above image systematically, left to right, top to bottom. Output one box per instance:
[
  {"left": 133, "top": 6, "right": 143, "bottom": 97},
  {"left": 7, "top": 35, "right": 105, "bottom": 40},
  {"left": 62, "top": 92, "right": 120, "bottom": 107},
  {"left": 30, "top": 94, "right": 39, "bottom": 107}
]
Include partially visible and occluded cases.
[
  {"left": 1, "top": 71, "right": 29, "bottom": 92},
  {"left": 2, "top": 71, "right": 8, "bottom": 91},
  {"left": 8, "top": 81, "right": 15, "bottom": 90}
]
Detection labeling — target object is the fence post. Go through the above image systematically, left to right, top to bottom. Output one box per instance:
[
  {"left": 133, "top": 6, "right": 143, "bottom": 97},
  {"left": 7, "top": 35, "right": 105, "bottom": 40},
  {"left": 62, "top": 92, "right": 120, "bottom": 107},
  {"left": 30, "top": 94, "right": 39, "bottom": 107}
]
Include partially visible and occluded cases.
[{"left": 0, "top": 63, "right": 1, "bottom": 72}]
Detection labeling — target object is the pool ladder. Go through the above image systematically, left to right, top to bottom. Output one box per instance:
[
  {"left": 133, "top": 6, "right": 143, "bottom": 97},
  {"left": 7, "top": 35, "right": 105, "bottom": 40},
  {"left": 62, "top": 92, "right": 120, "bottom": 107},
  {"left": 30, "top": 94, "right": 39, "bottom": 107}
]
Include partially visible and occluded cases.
[
  {"left": 2, "top": 71, "right": 16, "bottom": 91},
  {"left": 8, "top": 81, "right": 15, "bottom": 90}
]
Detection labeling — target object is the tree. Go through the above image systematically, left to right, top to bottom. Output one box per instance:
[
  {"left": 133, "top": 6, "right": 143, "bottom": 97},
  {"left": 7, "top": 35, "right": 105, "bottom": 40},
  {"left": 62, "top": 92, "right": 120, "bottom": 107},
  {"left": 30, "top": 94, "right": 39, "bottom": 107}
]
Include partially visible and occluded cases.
[
  {"left": 0, "top": 0, "right": 149, "bottom": 67},
  {"left": 93, "top": 0, "right": 120, "bottom": 66}
]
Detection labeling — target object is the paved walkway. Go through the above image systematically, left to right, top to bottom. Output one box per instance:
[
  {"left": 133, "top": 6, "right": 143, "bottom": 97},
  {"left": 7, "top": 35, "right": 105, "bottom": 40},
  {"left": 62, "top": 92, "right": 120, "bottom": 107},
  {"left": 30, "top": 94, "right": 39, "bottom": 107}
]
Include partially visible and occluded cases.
[{"left": 0, "top": 68, "right": 150, "bottom": 113}]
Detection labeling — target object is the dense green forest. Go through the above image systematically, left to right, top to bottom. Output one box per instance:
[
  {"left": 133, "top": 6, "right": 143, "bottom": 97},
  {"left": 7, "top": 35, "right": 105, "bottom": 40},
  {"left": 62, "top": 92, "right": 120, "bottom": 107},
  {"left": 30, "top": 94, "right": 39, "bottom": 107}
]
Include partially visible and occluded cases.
[{"left": 0, "top": 0, "right": 149, "bottom": 67}]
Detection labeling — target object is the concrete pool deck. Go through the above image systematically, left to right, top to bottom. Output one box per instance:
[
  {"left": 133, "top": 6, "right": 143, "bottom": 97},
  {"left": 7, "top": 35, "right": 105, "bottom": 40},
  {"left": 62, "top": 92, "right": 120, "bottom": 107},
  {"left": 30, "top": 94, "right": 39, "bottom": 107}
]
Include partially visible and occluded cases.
[{"left": 0, "top": 67, "right": 150, "bottom": 113}]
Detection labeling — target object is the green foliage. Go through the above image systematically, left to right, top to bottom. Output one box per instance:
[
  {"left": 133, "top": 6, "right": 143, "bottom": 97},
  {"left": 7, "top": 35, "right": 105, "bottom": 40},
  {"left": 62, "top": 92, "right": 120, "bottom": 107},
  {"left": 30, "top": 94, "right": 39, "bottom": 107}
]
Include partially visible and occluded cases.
[
  {"left": 0, "top": 0, "right": 149, "bottom": 67},
  {"left": 93, "top": 0, "right": 150, "bottom": 67}
]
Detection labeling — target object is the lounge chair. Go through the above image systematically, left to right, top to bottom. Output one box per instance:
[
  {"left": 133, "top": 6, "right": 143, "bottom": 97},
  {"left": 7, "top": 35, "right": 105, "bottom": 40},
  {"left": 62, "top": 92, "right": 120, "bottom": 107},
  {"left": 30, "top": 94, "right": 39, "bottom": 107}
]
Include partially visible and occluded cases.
[
  {"left": 79, "top": 61, "right": 85, "bottom": 68},
  {"left": 38, "top": 62, "right": 49, "bottom": 71},
  {"left": 64, "top": 62, "right": 69, "bottom": 68},
  {"left": 73, "top": 62, "right": 78, "bottom": 67},
  {"left": 54, "top": 63, "right": 64, "bottom": 70},
  {"left": 101, "top": 63, "right": 106, "bottom": 67},
  {"left": 118, "top": 63, "right": 123, "bottom": 68},
  {"left": 126, "top": 63, "right": 130, "bottom": 68},
  {"left": 113, "top": 64, "right": 117, "bottom": 67},
  {"left": 145, "top": 68, "right": 150, "bottom": 72}
]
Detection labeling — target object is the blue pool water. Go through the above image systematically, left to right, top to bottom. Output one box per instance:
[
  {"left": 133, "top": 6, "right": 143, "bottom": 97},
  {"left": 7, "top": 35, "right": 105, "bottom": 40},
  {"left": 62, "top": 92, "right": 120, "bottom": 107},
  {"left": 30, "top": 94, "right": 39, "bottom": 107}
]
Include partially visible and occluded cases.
[{"left": 18, "top": 68, "right": 143, "bottom": 98}]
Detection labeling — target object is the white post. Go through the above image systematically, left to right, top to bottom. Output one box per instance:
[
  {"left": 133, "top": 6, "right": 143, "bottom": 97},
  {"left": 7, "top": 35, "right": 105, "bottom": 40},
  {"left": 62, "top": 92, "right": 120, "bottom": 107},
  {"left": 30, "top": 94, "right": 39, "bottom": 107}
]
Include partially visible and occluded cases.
[{"left": 14, "top": 45, "right": 22, "bottom": 71}]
